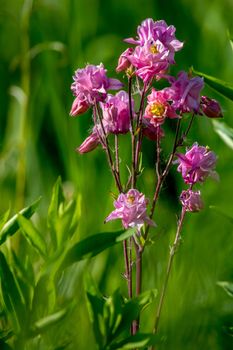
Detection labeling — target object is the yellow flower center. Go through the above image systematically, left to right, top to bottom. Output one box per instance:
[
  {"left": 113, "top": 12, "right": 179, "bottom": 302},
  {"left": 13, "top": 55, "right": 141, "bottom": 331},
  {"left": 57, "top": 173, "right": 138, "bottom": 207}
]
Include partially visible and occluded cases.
[
  {"left": 150, "top": 44, "right": 159, "bottom": 54},
  {"left": 150, "top": 102, "right": 165, "bottom": 117},
  {"left": 127, "top": 194, "right": 135, "bottom": 204}
]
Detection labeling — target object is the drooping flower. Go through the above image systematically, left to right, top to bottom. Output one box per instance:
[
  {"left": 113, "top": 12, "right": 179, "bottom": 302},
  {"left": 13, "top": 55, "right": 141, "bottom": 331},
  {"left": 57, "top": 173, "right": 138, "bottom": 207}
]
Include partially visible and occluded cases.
[
  {"left": 125, "top": 18, "right": 183, "bottom": 64},
  {"left": 70, "top": 63, "right": 123, "bottom": 116},
  {"left": 165, "top": 71, "right": 204, "bottom": 113},
  {"left": 144, "top": 88, "right": 178, "bottom": 126},
  {"left": 100, "top": 91, "right": 132, "bottom": 134},
  {"left": 200, "top": 96, "right": 223, "bottom": 119},
  {"left": 142, "top": 118, "right": 164, "bottom": 141},
  {"left": 176, "top": 143, "right": 218, "bottom": 184},
  {"left": 105, "top": 189, "right": 155, "bottom": 230},
  {"left": 180, "top": 189, "right": 204, "bottom": 212}
]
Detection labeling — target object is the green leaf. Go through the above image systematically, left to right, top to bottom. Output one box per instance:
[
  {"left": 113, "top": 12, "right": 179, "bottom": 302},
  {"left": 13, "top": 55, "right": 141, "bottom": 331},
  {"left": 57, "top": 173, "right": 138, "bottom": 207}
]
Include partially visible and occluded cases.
[
  {"left": 192, "top": 67, "right": 233, "bottom": 101},
  {"left": 212, "top": 120, "right": 233, "bottom": 150},
  {"left": 47, "top": 177, "right": 64, "bottom": 249},
  {"left": 0, "top": 197, "right": 41, "bottom": 246},
  {"left": 0, "top": 209, "right": 10, "bottom": 232},
  {"left": 17, "top": 214, "right": 47, "bottom": 257},
  {"left": 60, "top": 228, "right": 135, "bottom": 270},
  {"left": 0, "top": 252, "right": 26, "bottom": 333},
  {"left": 217, "top": 281, "right": 233, "bottom": 297},
  {"left": 30, "top": 304, "right": 73, "bottom": 337},
  {"left": 109, "top": 333, "right": 158, "bottom": 349},
  {"left": 0, "top": 340, "right": 13, "bottom": 350}
]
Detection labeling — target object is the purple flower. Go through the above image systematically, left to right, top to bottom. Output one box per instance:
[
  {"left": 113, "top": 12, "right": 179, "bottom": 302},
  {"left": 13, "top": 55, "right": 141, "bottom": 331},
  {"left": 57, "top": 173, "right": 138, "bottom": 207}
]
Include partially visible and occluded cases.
[
  {"left": 125, "top": 19, "right": 183, "bottom": 64},
  {"left": 116, "top": 48, "right": 134, "bottom": 73},
  {"left": 70, "top": 63, "right": 123, "bottom": 116},
  {"left": 165, "top": 71, "right": 204, "bottom": 113},
  {"left": 144, "top": 88, "right": 178, "bottom": 126},
  {"left": 100, "top": 91, "right": 132, "bottom": 134},
  {"left": 200, "top": 96, "right": 223, "bottom": 119},
  {"left": 142, "top": 118, "right": 164, "bottom": 141},
  {"left": 176, "top": 143, "right": 218, "bottom": 184},
  {"left": 105, "top": 189, "right": 155, "bottom": 230},
  {"left": 180, "top": 190, "right": 204, "bottom": 212}
]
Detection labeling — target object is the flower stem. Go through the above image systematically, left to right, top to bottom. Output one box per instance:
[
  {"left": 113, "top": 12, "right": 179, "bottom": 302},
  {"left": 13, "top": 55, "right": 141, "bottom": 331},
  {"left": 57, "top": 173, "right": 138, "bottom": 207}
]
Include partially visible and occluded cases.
[{"left": 153, "top": 208, "right": 186, "bottom": 334}]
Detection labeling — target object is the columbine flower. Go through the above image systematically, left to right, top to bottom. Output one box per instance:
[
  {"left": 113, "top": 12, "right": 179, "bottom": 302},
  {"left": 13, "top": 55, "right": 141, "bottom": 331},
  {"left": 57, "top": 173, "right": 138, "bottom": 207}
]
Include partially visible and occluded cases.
[
  {"left": 125, "top": 18, "right": 183, "bottom": 64},
  {"left": 127, "top": 44, "right": 169, "bottom": 83},
  {"left": 70, "top": 63, "right": 123, "bottom": 116},
  {"left": 165, "top": 71, "right": 204, "bottom": 114},
  {"left": 144, "top": 88, "right": 178, "bottom": 126},
  {"left": 100, "top": 91, "right": 132, "bottom": 134},
  {"left": 200, "top": 96, "right": 223, "bottom": 119},
  {"left": 176, "top": 143, "right": 218, "bottom": 184},
  {"left": 105, "top": 189, "right": 155, "bottom": 230},
  {"left": 180, "top": 189, "right": 204, "bottom": 212}
]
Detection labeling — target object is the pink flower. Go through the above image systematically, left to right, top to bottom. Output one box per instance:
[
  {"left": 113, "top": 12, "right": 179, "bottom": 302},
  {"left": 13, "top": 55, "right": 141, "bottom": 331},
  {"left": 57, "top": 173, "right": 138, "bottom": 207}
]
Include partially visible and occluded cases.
[
  {"left": 125, "top": 19, "right": 183, "bottom": 64},
  {"left": 128, "top": 44, "right": 169, "bottom": 82},
  {"left": 116, "top": 48, "right": 134, "bottom": 72},
  {"left": 70, "top": 63, "right": 123, "bottom": 116},
  {"left": 165, "top": 71, "right": 204, "bottom": 113},
  {"left": 144, "top": 88, "right": 178, "bottom": 126},
  {"left": 100, "top": 91, "right": 132, "bottom": 134},
  {"left": 200, "top": 96, "right": 223, "bottom": 118},
  {"left": 76, "top": 129, "right": 100, "bottom": 154},
  {"left": 176, "top": 143, "right": 218, "bottom": 184},
  {"left": 105, "top": 189, "right": 155, "bottom": 230},
  {"left": 180, "top": 190, "right": 204, "bottom": 212}
]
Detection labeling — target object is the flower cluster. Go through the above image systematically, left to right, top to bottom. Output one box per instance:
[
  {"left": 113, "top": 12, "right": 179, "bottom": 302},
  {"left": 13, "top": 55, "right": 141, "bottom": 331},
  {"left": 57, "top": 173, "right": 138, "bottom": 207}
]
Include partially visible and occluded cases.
[
  {"left": 69, "top": 18, "right": 222, "bottom": 223},
  {"left": 176, "top": 143, "right": 218, "bottom": 212}
]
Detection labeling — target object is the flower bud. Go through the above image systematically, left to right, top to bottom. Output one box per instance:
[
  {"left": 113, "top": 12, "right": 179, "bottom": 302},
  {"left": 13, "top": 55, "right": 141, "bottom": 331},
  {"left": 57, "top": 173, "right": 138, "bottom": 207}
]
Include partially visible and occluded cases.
[
  {"left": 116, "top": 48, "right": 134, "bottom": 73},
  {"left": 70, "top": 95, "right": 89, "bottom": 116},
  {"left": 200, "top": 96, "right": 223, "bottom": 118},
  {"left": 76, "top": 131, "right": 99, "bottom": 154}
]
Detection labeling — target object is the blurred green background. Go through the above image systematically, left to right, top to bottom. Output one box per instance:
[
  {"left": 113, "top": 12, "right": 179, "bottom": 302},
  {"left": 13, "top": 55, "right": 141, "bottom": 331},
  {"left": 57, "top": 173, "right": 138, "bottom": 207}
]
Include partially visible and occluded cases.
[{"left": 0, "top": 0, "right": 233, "bottom": 349}]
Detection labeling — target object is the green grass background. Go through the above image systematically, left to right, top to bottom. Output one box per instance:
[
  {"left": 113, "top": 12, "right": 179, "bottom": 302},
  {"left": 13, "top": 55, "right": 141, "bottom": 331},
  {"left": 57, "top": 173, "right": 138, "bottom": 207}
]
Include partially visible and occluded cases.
[{"left": 0, "top": 0, "right": 233, "bottom": 349}]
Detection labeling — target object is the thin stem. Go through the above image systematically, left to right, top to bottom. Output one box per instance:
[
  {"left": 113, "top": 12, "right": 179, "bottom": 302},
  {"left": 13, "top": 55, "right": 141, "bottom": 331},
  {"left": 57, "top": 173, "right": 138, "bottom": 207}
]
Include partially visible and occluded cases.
[
  {"left": 128, "top": 77, "right": 136, "bottom": 188},
  {"left": 94, "top": 103, "right": 122, "bottom": 192},
  {"left": 144, "top": 119, "right": 181, "bottom": 242},
  {"left": 155, "top": 128, "right": 161, "bottom": 180},
  {"left": 115, "top": 134, "right": 121, "bottom": 186},
  {"left": 152, "top": 208, "right": 186, "bottom": 335},
  {"left": 132, "top": 244, "right": 142, "bottom": 334}
]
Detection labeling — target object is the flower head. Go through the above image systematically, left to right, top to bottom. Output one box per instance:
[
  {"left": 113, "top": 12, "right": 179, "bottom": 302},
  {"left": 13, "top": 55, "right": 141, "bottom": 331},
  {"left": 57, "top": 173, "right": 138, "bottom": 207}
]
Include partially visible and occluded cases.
[
  {"left": 125, "top": 18, "right": 183, "bottom": 64},
  {"left": 70, "top": 64, "right": 123, "bottom": 116},
  {"left": 165, "top": 71, "right": 204, "bottom": 113},
  {"left": 144, "top": 88, "right": 178, "bottom": 126},
  {"left": 100, "top": 91, "right": 132, "bottom": 134},
  {"left": 200, "top": 96, "right": 223, "bottom": 119},
  {"left": 76, "top": 129, "right": 100, "bottom": 154},
  {"left": 176, "top": 143, "right": 218, "bottom": 184},
  {"left": 105, "top": 189, "right": 155, "bottom": 230},
  {"left": 180, "top": 189, "right": 204, "bottom": 212}
]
